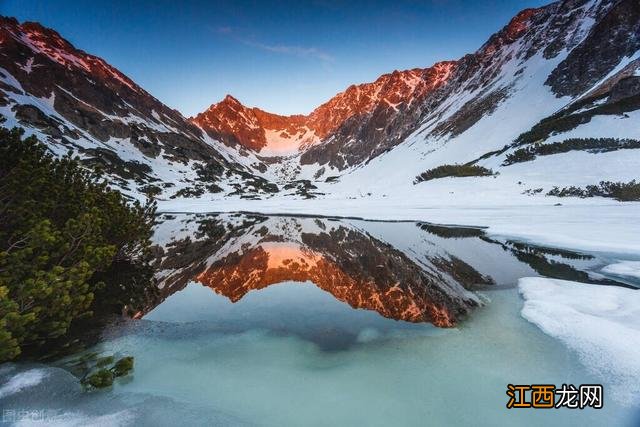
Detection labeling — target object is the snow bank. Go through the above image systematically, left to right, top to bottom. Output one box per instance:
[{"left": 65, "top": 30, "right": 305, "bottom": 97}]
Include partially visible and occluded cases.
[
  {"left": 158, "top": 198, "right": 640, "bottom": 257},
  {"left": 602, "top": 261, "right": 640, "bottom": 280},
  {"left": 518, "top": 277, "right": 640, "bottom": 405}
]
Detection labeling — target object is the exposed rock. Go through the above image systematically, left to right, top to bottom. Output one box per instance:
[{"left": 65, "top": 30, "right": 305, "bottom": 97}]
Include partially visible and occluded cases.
[
  {"left": 546, "top": 0, "right": 640, "bottom": 97},
  {"left": 608, "top": 76, "right": 640, "bottom": 104}
]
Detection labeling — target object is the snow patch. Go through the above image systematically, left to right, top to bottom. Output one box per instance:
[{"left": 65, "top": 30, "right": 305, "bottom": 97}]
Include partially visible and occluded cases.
[{"left": 20, "top": 57, "right": 35, "bottom": 74}]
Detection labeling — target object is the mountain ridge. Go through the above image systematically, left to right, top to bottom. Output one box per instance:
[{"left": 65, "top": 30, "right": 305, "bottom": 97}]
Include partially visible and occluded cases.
[
  {"left": 1, "top": 0, "right": 639, "bottom": 205},
  {"left": 0, "top": 15, "right": 282, "bottom": 199},
  {"left": 191, "top": 61, "right": 456, "bottom": 160}
]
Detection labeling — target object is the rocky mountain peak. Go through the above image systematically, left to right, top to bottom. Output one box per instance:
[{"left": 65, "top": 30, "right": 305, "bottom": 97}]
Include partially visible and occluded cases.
[
  {"left": 546, "top": 0, "right": 640, "bottom": 97},
  {"left": 501, "top": 8, "right": 539, "bottom": 41},
  {"left": 191, "top": 60, "right": 457, "bottom": 162},
  {"left": 221, "top": 94, "right": 242, "bottom": 106}
]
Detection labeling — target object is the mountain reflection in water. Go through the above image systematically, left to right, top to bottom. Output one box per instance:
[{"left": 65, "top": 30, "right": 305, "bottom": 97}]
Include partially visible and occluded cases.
[{"left": 148, "top": 213, "right": 617, "bottom": 329}]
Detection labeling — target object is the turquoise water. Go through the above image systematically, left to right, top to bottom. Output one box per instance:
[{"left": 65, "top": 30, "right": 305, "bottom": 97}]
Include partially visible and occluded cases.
[{"left": 1, "top": 214, "right": 638, "bottom": 426}]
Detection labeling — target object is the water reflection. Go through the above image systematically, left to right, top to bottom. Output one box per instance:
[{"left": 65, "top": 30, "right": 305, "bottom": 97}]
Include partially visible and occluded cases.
[{"left": 149, "top": 213, "right": 620, "bottom": 328}]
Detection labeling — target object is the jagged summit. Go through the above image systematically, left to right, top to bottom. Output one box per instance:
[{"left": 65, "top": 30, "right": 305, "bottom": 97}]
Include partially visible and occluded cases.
[
  {"left": 191, "top": 60, "right": 457, "bottom": 160},
  {"left": 192, "top": 94, "right": 311, "bottom": 155},
  {"left": 222, "top": 94, "right": 240, "bottom": 103}
]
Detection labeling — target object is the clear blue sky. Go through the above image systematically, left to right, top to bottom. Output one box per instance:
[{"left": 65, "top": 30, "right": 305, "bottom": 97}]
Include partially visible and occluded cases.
[{"left": 2, "top": 0, "right": 549, "bottom": 116}]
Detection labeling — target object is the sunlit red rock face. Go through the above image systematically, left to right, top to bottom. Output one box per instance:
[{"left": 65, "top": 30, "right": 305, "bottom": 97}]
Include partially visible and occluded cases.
[
  {"left": 189, "top": 7, "right": 540, "bottom": 164},
  {"left": 0, "top": 19, "right": 144, "bottom": 98},
  {"left": 191, "top": 61, "right": 456, "bottom": 157},
  {"left": 190, "top": 95, "right": 314, "bottom": 155},
  {"left": 195, "top": 239, "right": 459, "bottom": 327}
]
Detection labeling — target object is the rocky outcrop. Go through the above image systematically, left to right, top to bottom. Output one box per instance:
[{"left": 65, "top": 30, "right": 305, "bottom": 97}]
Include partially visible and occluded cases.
[
  {"left": 546, "top": 0, "right": 640, "bottom": 97},
  {"left": 301, "top": 63, "right": 456, "bottom": 169},
  {"left": 608, "top": 76, "right": 640, "bottom": 103},
  {"left": 191, "top": 95, "right": 310, "bottom": 152}
]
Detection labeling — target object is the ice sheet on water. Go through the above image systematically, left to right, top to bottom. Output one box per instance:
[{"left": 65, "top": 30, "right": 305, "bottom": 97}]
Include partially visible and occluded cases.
[
  {"left": 601, "top": 261, "right": 640, "bottom": 281},
  {"left": 519, "top": 277, "right": 640, "bottom": 405},
  {"left": 2, "top": 286, "right": 636, "bottom": 426},
  {"left": 0, "top": 365, "right": 252, "bottom": 427},
  {"left": 0, "top": 368, "right": 48, "bottom": 399},
  {"left": 14, "top": 410, "right": 135, "bottom": 427}
]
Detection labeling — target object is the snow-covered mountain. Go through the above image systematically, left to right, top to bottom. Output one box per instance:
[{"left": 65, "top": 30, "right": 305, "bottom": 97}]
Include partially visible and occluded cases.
[
  {"left": 1, "top": 0, "right": 639, "bottom": 206},
  {"left": 194, "top": 0, "right": 640, "bottom": 199},
  {"left": 327, "top": 0, "right": 640, "bottom": 205},
  {"left": 0, "top": 17, "right": 277, "bottom": 200},
  {"left": 193, "top": 62, "right": 455, "bottom": 170}
]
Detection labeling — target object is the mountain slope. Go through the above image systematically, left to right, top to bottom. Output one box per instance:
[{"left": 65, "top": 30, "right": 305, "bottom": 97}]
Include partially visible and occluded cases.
[
  {"left": 190, "top": 0, "right": 639, "bottom": 199},
  {"left": 294, "top": 0, "right": 640, "bottom": 205},
  {"left": 0, "top": 16, "right": 276, "bottom": 199},
  {"left": 300, "top": 62, "right": 456, "bottom": 170}
]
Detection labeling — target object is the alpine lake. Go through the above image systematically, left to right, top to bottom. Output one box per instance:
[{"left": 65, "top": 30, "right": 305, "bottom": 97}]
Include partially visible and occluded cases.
[{"left": 1, "top": 213, "right": 639, "bottom": 426}]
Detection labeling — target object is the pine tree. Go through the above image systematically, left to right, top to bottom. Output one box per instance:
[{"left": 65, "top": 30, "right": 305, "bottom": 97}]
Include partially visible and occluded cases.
[{"left": 0, "top": 128, "right": 157, "bottom": 361}]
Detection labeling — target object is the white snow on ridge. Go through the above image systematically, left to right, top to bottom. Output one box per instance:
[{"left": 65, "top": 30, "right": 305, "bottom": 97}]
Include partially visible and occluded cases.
[{"left": 518, "top": 277, "right": 640, "bottom": 405}]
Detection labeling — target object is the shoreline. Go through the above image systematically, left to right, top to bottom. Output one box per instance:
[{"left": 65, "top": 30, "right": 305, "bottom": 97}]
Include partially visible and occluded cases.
[{"left": 155, "top": 200, "right": 640, "bottom": 258}]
